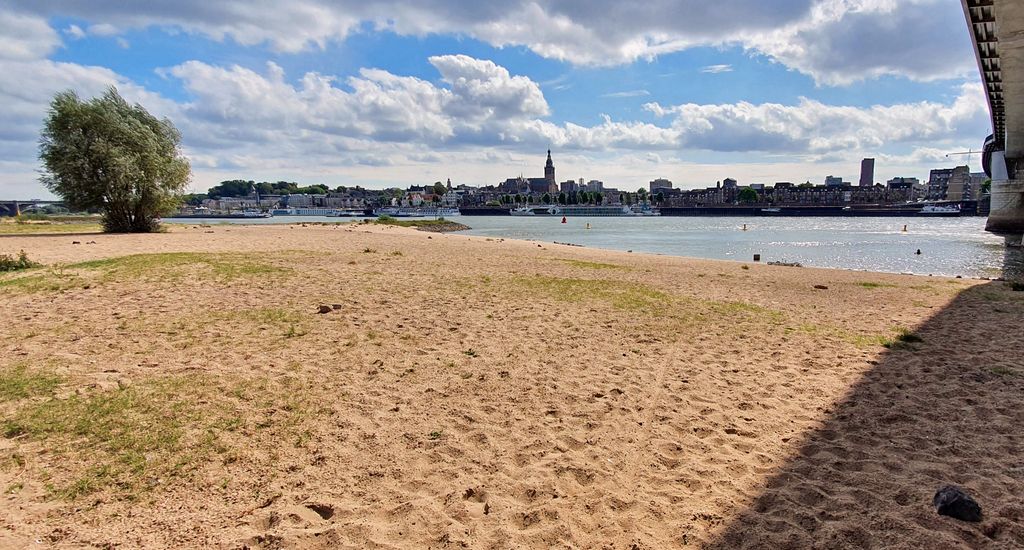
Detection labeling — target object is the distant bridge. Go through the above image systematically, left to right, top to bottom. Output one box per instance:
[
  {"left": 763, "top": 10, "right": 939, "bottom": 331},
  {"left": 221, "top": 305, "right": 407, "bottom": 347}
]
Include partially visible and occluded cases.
[
  {"left": 963, "top": 0, "right": 1024, "bottom": 242},
  {"left": 0, "top": 200, "right": 65, "bottom": 216}
]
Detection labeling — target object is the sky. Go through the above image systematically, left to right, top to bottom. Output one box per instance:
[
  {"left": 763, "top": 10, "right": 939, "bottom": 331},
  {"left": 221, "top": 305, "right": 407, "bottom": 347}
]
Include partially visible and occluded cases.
[{"left": 0, "top": 0, "right": 992, "bottom": 198}]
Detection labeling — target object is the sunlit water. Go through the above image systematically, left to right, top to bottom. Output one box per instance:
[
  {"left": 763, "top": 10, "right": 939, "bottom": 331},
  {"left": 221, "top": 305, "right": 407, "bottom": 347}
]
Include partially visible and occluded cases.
[{"left": 165, "top": 215, "right": 1023, "bottom": 279}]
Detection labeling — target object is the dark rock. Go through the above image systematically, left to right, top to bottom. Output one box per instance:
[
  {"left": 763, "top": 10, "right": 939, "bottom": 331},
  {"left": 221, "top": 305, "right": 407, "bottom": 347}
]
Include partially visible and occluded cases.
[
  {"left": 72, "top": 241, "right": 81, "bottom": 244},
  {"left": 814, "top": 284, "right": 828, "bottom": 290},
  {"left": 331, "top": 304, "right": 342, "bottom": 310},
  {"left": 317, "top": 305, "right": 332, "bottom": 314},
  {"left": 934, "top": 485, "right": 982, "bottom": 522}
]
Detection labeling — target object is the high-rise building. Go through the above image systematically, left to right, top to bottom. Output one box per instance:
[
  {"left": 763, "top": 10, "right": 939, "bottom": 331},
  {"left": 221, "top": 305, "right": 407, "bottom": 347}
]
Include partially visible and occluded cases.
[{"left": 859, "top": 158, "right": 875, "bottom": 187}]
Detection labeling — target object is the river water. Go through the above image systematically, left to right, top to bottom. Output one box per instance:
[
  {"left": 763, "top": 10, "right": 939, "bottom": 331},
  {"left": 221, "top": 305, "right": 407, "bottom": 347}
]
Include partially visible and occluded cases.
[{"left": 164, "top": 215, "right": 1023, "bottom": 279}]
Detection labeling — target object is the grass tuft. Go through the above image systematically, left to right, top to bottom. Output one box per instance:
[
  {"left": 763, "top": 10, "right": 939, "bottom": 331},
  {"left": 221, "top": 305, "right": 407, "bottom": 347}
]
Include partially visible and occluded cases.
[{"left": 0, "top": 365, "right": 63, "bottom": 402}]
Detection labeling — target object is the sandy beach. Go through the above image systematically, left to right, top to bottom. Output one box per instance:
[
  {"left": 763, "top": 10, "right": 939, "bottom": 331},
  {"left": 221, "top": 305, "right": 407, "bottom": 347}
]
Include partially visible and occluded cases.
[{"left": 1, "top": 223, "right": 1022, "bottom": 548}]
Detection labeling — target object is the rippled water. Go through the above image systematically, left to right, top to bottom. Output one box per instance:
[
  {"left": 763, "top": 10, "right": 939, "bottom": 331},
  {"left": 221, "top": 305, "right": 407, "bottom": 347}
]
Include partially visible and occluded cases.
[
  {"left": 165, "top": 215, "right": 1023, "bottom": 279},
  {"left": 460, "top": 216, "right": 1023, "bottom": 279}
]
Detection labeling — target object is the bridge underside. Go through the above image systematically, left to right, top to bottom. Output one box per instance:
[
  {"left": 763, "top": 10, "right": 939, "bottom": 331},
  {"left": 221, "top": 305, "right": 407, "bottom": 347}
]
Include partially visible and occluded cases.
[{"left": 965, "top": 0, "right": 1024, "bottom": 236}]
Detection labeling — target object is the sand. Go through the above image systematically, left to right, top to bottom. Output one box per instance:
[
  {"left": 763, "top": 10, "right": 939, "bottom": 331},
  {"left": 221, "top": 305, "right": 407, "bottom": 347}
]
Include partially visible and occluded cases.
[{"left": 1, "top": 223, "right": 1022, "bottom": 549}]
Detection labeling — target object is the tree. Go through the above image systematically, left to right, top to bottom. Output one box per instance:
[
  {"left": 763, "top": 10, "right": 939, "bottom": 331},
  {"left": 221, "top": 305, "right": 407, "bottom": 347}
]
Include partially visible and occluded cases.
[
  {"left": 39, "top": 87, "right": 190, "bottom": 232},
  {"left": 981, "top": 178, "right": 992, "bottom": 194},
  {"left": 433, "top": 181, "right": 447, "bottom": 196},
  {"left": 737, "top": 187, "right": 759, "bottom": 203},
  {"left": 558, "top": 192, "right": 567, "bottom": 205},
  {"left": 594, "top": 192, "right": 603, "bottom": 205},
  {"left": 655, "top": 192, "right": 665, "bottom": 204},
  {"left": 542, "top": 193, "right": 551, "bottom": 204},
  {"left": 624, "top": 193, "right": 633, "bottom": 206}
]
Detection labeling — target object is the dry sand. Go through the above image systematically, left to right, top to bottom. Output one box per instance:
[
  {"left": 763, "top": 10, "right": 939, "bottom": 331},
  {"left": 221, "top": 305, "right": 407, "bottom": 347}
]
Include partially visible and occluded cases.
[{"left": 1, "top": 223, "right": 1022, "bottom": 549}]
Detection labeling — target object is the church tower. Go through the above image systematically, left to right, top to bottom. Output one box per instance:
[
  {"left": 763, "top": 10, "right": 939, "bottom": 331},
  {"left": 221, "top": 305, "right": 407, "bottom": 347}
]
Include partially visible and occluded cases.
[{"left": 544, "top": 149, "right": 555, "bottom": 191}]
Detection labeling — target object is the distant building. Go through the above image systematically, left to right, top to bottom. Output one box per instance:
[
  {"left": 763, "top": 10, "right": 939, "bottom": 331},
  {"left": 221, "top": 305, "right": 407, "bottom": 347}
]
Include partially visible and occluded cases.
[
  {"left": 544, "top": 149, "right": 555, "bottom": 187},
  {"left": 859, "top": 158, "right": 875, "bottom": 187},
  {"left": 927, "top": 166, "right": 969, "bottom": 201},
  {"left": 824, "top": 175, "right": 846, "bottom": 187},
  {"left": 887, "top": 177, "right": 920, "bottom": 188},
  {"left": 649, "top": 178, "right": 673, "bottom": 194},
  {"left": 722, "top": 178, "right": 737, "bottom": 189},
  {"left": 560, "top": 179, "right": 579, "bottom": 194},
  {"left": 585, "top": 180, "right": 604, "bottom": 192}
]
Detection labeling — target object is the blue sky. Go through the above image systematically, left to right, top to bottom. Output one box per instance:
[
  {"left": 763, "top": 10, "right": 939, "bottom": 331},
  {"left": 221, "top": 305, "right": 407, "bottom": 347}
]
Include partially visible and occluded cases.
[{"left": 0, "top": 1, "right": 990, "bottom": 197}]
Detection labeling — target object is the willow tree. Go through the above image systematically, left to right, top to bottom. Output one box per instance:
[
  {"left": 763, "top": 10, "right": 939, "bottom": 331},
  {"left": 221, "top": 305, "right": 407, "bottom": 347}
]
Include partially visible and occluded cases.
[{"left": 39, "top": 87, "right": 190, "bottom": 233}]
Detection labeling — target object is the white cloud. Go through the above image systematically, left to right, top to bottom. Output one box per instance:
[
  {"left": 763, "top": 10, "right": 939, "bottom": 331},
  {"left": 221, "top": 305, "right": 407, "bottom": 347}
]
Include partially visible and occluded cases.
[
  {"left": 6, "top": 0, "right": 973, "bottom": 84},
  {"left": 0, "top": 11, "right": 61, "bottom": 61},
  {"left": 64, "top": 24, "right": 86, "bottom": 39},
  {"left": 701, "top": 64, "right": 733, "bottom": 74},
  {"left": 602, "top": 90, "right": 650, "bottom": 98}
]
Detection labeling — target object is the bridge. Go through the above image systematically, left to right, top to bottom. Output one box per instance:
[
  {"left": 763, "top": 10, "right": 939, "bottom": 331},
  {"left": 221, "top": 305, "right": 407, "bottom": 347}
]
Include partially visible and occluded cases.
[
  {"left": 963, "top": 0, "right": 1024, "bottom": 243},
  {"left": 0, "top": 200, "right": 65, "bottom": 216}
]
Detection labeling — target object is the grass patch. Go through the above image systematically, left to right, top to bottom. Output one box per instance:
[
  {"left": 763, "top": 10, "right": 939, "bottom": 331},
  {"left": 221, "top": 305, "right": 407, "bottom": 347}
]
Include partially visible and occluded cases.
[
  {"left": 371, "top": 215, "right": 468, "bottom": 231},
  {"left": 373, "top": 215, "right": 450, "bottom": 228},
  {"left": 0, "top": 220, "right": 102, "bottom": 235},
  {"left": 0, "top": 251, "right": 40, "bottom": 272},
  {"left": 69, "top": 252, "right": 288, "bottom": 283},
  {"left": 555, "top": 259, "right": 627, "bottom": 270},
  {"left": 0, "top": 269, "right": 84, "bottom": 293},
  {"left": 511, "top": 275, "right": 669, "bottom": 312},
  {"left": 856, "top": 281, "right": 898, "bottom": 289},
  {"left": 160, "top": 307, "right": 309, "bottom": 345},
  {"left": 881, "top": 328, "right": 924, "bottom": 349},
  {"left": 0, "top": 365, "right": 63, "bottom": 402},
  {"left": 989, "top": 366, "right": 1018, "bottom": 377},
  {"left": 3, "top": 372, "right": 311, "bottom": 500}
]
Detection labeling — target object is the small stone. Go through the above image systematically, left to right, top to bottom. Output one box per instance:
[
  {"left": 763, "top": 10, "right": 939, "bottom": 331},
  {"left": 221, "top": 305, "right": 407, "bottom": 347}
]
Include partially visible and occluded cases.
[
  {"left": 72, "top": 241, "right": 81, "bottom": 244},
  {"left": 814, "top": 284, "right": 828, "bottom": 290},
  {"left": 331, "top": 304, "right": 342, "bottom": 310},
  {"left": 317, "top": 305, "right": 332, "bottom": 314},
  {"left": 934, "top": 485, "right": 982, "bottom": 522}
]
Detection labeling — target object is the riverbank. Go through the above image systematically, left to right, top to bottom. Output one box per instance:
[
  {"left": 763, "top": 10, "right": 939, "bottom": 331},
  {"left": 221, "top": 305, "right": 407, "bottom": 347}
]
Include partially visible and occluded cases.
[{"left": 1, "top": 224, "right": 1022, "bottom": 548}]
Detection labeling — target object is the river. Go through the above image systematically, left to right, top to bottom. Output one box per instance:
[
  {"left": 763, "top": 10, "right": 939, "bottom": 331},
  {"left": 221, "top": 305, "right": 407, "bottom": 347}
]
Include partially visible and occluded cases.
[{"left": 164, "top": 215, "right": 1023, "bottom": 279}]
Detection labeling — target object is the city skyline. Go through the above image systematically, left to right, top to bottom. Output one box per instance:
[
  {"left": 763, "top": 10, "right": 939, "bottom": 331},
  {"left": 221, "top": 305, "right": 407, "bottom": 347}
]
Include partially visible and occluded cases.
[{"left": 0, "top": 1, "right": 992, "bottom": 199}]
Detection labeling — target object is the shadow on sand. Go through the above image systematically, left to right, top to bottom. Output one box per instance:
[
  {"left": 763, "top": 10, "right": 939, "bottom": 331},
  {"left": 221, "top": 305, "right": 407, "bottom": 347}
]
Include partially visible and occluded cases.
[{"left": 706, "top": 255, "right": 1024, "bottom": 549}]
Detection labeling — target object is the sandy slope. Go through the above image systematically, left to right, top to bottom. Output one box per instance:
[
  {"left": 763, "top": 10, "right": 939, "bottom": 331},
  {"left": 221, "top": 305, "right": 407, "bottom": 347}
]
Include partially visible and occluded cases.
[{"left": 1, "top": 223, "right": 1022, "bottom": 549}]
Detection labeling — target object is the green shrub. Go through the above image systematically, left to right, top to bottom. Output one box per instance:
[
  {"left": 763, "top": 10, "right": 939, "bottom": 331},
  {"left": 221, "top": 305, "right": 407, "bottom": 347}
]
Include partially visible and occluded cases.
[{"left": 0, "top": 251, "right": 40, "bottom": 272}]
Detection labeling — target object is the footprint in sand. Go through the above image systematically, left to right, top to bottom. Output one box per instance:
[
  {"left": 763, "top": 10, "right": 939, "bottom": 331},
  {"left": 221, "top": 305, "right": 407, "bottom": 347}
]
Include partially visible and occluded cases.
[{"left": 462, "top": 488, "right": 491, "bottom": 518}]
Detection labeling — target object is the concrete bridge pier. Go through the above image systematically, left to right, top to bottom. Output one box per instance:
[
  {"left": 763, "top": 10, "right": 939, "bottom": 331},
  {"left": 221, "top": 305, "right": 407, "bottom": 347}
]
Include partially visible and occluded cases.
[{"left": 986, "top": 179, "right": 1024, "bottom": 243}]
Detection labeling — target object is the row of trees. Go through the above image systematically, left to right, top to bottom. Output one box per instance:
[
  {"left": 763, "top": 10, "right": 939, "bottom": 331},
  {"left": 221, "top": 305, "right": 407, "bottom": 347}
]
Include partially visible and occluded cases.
[{"left": 205, "top": 180, "right": 333, "bottom": 199}]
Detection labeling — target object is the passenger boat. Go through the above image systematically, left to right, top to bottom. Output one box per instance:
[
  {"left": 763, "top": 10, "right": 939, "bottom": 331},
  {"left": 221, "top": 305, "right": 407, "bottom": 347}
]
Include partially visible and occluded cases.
[
  {"left": 916, "top": 204, "right": 961, "bottom": 217},
  {"left": 373, "top": 207, "right": 460, "bottom": 218}
]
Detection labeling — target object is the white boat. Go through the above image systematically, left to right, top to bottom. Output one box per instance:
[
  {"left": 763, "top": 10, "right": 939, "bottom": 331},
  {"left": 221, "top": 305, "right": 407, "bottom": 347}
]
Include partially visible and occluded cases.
[
  {"left": 917, "top": 204, "right": 961, "bottom": 216},
  {"left": 510, "top": 206, "right": 536, "bottom": 216},
  {"left": 270, "top": 207, "right": 343, "bottom": 216},
  {"left": 374, "top": 207, "right": 459, "bottom": 217},
  {"left": 761, "top": 207, "right": 782, "bottom": 213}
]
